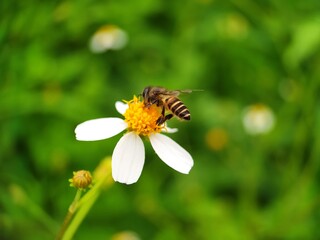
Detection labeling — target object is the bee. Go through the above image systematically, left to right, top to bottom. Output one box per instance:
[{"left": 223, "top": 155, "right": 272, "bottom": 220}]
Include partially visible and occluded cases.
[{"left": 142, "top": 86, "right": 193, "bottom": 125}]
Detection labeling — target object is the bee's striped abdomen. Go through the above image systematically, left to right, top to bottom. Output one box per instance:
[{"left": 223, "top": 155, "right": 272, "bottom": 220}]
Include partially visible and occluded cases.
[{"left": 165, "top": 97, "right": 191, "bottom": 121}]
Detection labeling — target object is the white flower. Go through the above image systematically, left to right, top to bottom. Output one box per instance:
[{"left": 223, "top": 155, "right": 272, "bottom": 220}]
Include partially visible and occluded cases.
[
  {"left": 89, "top": 25, "right": 128, "bottom": 53},
  {"left": 75, "top": 97, "right": 193, "bottom": 185},
  {"left": 242, "top": 103, "right": 275, "bottom": 135}
]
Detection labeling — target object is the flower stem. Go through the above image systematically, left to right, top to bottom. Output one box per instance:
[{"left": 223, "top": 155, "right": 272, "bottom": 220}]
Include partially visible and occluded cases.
[
  {"left": 57, "top": 157, "right": 113, "bottom": 240},
  {"left": 61, "top": 173, "right": 110, "bottom": 240},
  {"left": 56, "top": 189, "right": 82, "bottom": 240},
  {"left": 62, "top": 189, "right": 100, "bottom": 240}
]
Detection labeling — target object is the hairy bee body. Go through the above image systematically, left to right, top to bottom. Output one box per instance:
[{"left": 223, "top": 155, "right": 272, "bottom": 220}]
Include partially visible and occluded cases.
[{"left": 142, "top": 86, "right": 191, "bottom": 125}]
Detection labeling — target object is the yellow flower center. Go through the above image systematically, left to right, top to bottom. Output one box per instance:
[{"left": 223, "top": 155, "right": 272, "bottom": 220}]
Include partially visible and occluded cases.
[{"left": 123, "top": 96, "right": 163, "bottom": 136}]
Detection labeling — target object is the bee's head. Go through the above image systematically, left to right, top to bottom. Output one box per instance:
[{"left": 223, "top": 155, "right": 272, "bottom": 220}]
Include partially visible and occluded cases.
[
  {"left": 142, "top": 86, "right": 160, "bottom": 107},
  {"left": 142, "top": 86, "right": 151, "bottom": 99},
  {"left": 142, "top": 86, "right": 152, "bottom": 107}
]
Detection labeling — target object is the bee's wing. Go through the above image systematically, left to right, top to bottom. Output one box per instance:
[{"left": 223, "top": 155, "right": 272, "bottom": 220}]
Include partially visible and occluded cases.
[
  {"left": 159, "top": 89, "right": 203, "bottom": 97},
  {"left": 177, "top": 89, "right": 203, "bottom": 95},
  {"left": 179, "top": 89, "right": 193, "bottom": 94},
  {"left": 158, "top": 90, "right": 181, "bottom": 97}
]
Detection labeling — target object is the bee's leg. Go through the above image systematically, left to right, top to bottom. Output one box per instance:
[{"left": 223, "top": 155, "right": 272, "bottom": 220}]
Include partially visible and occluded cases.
[
  {"left": 156, "top": 106, "right": 167, "bottom": 125},
  {"left": 156, "top": 112, "right": 173, "bottom": 125},
  {"left": 156, "top": 114, "right": 173, "bottom": 125},
  {"left": 164, "top": 114, "right": 173, "bottom": 121},
  {"left": 156, "top": 117, "right": 165, "bottom": 125}
]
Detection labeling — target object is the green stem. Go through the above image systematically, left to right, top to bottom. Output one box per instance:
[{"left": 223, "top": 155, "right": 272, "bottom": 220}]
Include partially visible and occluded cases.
[
  {"left": 61, "top": 172, "right": 112, "bottom": 240},
  {"left": 62, "top": 189, "right": 100, "bottom": 240},
  {"left": 56, "top": 190, "right": 82, "bottom": 240}
]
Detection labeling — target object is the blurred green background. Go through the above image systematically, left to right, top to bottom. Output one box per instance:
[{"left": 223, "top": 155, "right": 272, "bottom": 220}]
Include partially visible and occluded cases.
[{"left": 1, "top": 0, "right": 320, "bottom": 239}]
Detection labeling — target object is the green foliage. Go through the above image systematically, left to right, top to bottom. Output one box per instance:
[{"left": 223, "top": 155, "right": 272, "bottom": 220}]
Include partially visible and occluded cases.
[{"left": 1, "top": 0, "right": 320, "bottom": 239}]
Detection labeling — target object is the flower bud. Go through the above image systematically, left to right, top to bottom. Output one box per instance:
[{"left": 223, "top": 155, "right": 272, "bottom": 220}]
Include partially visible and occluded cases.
[{"left": 69, "top": 170, "right": 92, "bottom": 190}]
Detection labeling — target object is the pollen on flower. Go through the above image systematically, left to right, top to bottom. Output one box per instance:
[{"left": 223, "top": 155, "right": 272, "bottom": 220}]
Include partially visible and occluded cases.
[{"left": 123, "top": 96, "right": 163, "bottom": 136}]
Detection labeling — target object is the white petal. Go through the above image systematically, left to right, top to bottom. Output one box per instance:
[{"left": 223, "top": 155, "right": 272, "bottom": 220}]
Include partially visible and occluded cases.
[
  {"left": 115, "top": 101, "right": 128, "bottom": 115},
  {"left": 75, "top": 118, "right": 127, "bottom": 141},
  {"left": 161, "top": 123, "right": 178, "bottom": 133},
  {"left": 112, "top": 132, "right": 145, "bottom": 184},
  {"left": 149, "top": 133, "right": 193, "bottom": 174}
]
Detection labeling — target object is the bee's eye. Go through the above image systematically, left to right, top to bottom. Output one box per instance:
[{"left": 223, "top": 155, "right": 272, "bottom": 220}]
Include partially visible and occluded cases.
[{"left": 142, "top": 88, "right": 149, "bottom": 98}]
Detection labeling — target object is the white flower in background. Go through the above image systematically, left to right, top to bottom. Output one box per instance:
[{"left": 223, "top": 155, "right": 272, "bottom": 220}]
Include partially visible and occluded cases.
[
  {"left": 89, "top": 25, "right": 128, "bottom": 53},
  {"left": 75, "top": 96, "right": 193, "bottom": 185},
  {"left": 242, "top": 103, "right": 276, "bottom": 135}
]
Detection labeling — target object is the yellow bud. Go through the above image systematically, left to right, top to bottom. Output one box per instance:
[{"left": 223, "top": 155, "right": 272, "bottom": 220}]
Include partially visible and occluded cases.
[{"left": 69, "top": 170, "right": 92, "bottom": 190}]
